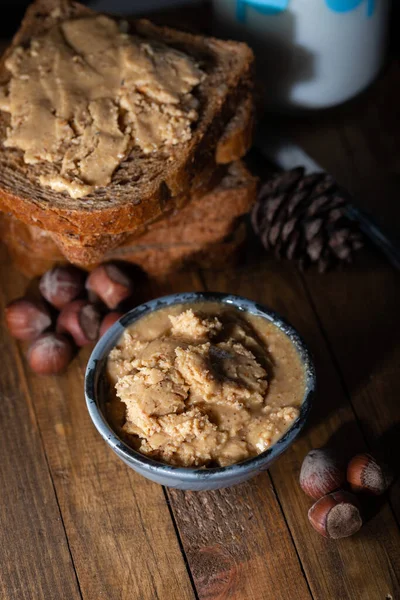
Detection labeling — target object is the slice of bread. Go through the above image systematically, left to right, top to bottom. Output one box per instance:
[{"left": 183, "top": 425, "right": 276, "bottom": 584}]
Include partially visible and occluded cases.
[
  {"left": 0, "top": 0, "right": 253, "bottom": 236},
  {"left": 0, "top": 75, "right": 254, "bottom": 265},
  {"left": 0, "top": 160, "right": 256, "bottom": 276},
  {"left": 113, "top": 161, "right": 256, "bottom": 247},
  {"left": 0, "top": 216, "right": 246, "bottom": 279},
  {"left": 107, "top": 222, "right": 247, "bottom": 277}
]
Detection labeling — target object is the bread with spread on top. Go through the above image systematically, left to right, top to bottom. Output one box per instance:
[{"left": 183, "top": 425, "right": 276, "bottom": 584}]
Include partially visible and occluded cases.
[
  {"left": 0, "top": 0, "right": 254, "bottom": 237},
  {"left": 9, "top": 90, "right": 254, "bottom": 265},
  {"left": 39, "top": 93, "right": 255, "bottom": 264}
]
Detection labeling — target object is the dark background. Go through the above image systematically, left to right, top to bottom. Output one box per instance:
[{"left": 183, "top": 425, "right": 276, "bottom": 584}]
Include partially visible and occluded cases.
[
  {"left": 0, "top": 0, "right": 197, "bottom": 36},
  {"left": 1, "top": 0, "right": 398, "bottom": 49}
]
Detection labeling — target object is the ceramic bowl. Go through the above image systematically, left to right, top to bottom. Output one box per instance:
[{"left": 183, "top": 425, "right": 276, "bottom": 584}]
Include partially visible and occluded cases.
[{"left": 85, "top": 292, "right": 315, "bottom": 491}]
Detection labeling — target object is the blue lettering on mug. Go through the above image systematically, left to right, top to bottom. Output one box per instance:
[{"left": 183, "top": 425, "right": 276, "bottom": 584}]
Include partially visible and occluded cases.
[
  {"left": 236, "top": 0, "right": 374, "bottom": 23},
  {"left": 236, "top": 0, "right": 289, "bottom": 22},
  {"left": 326, "top": 0, "right": 374, "bottom": 17}
]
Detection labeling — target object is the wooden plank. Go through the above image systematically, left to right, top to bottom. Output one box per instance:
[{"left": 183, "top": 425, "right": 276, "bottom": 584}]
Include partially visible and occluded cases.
[
  {"left": 283, "top": 61, "right": 400, "bottom": 522},
  {"left": 288, "top": 62, "right": 400, "bottom": 522},
  {"left": 0, "top": 251, "right": 82, "bottom": 600},
  {"left": 0, "top": 251, "right": 195, "bottom": 600},
  {"left": 201, "top": 255, "right": 400, "bottom": 600},
  {"left": 303, "top": 255, "right": 400, "bottom": 521},
  {"left": 147, "top": 272, "right": 313, "bottom": 600},
  {"left": 168, "top": 478, "right": 312, "bottom": 600}
]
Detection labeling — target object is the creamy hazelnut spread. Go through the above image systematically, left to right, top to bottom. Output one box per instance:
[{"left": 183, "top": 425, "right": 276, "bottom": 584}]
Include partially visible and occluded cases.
[
  {"left": 0, "top": 16, "right": 203, "bottom": 198},
  {"left": 106, "top": 302, "right": 305, "bottom": 468}
]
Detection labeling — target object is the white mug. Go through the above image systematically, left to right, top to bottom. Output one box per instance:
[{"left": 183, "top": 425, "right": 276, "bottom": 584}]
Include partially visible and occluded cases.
[{"left": 212, "top": 0, "right": 390, "bottom": 110}]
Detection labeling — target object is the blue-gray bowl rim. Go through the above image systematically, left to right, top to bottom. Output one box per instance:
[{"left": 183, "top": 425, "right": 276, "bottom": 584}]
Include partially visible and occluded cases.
[{"left": 85, "top": 291, "right": 315, "bottom": 482}]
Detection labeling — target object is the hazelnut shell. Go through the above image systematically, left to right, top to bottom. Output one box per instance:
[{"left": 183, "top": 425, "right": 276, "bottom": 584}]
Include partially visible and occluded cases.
[
  {"left": 86, "top": 264, "right": 133, "bottom": 309},
  {"left": 39, "top": 266, "right": 85, "bottom": 309},
  {"left": 5, "top": 298, "right": 52, "bottom": 341},
  {"left": 57, "top": 300, "right": 101, "bottom": 346},
  {"left": 27, "top": 333, "right": 74, "bottom": 375},
  {"left": 300, "top": 448, "right": 345, "bottom": 500},
  {"left": 347, "top": 453, "right": 393, "bottom": 495},
  {"left": 308, "top": 490, "right": 362, "bottom": 539}
]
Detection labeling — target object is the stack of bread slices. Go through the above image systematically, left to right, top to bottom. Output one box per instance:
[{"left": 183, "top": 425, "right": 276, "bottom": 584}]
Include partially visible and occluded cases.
[{"left": 0, "top": 0, "right": 257, "bottom": 278}]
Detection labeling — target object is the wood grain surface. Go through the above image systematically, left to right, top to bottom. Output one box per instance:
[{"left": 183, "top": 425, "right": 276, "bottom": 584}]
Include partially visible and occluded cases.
[
  {"left": 1, "top": 9, "right": 400, "bottom": 600},
  {"left": 202, "top": 256, "right": 400, "bottom": 600},
  {"left": 0, "top": 266, "right": 196, "bottom": 600},
  {"left": 0, "top": 267, "right": 82, "bottom": 600}
]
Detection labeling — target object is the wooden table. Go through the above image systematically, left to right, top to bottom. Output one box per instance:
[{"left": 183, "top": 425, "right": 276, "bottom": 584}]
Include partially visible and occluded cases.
[{"left": 1, "top": 22, "right": 400, "bottom": 600}]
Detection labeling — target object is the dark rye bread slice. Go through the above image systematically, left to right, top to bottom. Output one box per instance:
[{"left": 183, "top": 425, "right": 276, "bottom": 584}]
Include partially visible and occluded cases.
[
  {"left": 0, "top": 0, "right": 253, "bottom": 236},
  {"left": 0, "top": 159, "right": 257, "bottom": 258},
  {"left": 0, "top": 160, "right": 256, "bottom": 275},
  {"left": 47, "top": 160, "right": 228, "bottom": 262},
  {"left": 111, "top": 160, "right": 257, "bottom": 247},
  {"left": 1, "top": 216, "right": 246, "bottom": 278},
  {"left": 107, "top": 222, "right": 247, "bottom": 277}
]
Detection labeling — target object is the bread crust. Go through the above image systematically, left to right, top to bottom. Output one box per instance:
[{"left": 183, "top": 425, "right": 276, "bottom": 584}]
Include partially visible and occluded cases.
[{"left": 216, "top": 95, "right": 254, "bottom": 164}]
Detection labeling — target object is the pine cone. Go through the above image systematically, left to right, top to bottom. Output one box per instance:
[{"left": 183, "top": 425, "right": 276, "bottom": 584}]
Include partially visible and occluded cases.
[{"left": 251, "top": 167, "right": 364, "bottom": 272}]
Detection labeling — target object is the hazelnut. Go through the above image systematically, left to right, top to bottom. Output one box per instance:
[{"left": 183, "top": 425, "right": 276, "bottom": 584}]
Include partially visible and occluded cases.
[
  {"left": 86, "top": 264, "right": 133, "bottom": 309},
  {"left": 39, "top": 265, "right": 85, "bottom": 309},
  {"left": 5, "top": 298, "right": 52, "bottom": 340},
  {"left": 57, "top": 300, "right": 101, "bottom": 346},
  {"left": 99, "top": 312, "right": 123, "bottom": 337},
  {"left": 27, "top": 333, "right": 74, "bottom": 375},
  {"left": 300, "top": 448, "right": 345, "bottom": 500},
  {"left": 347, "top": 453, "right": 393, "bottom": 495},
  {"left": 308, "top": 490, "right": 362, "bottom": 539}
]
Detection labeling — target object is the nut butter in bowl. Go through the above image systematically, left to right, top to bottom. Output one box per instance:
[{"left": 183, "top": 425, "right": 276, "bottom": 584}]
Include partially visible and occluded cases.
[{"left": 85, "top": 292, "right": 315, "bottom": 490}]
